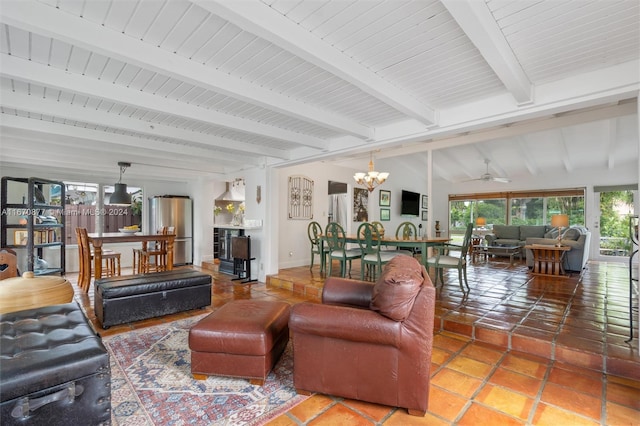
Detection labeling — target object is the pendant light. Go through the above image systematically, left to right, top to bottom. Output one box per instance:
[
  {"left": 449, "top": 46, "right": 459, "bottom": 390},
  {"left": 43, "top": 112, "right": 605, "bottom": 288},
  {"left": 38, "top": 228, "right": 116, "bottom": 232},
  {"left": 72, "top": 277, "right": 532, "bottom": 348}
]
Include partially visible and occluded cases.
[{"left": 110, "top": 162, "right": 132, "bottom": 205}]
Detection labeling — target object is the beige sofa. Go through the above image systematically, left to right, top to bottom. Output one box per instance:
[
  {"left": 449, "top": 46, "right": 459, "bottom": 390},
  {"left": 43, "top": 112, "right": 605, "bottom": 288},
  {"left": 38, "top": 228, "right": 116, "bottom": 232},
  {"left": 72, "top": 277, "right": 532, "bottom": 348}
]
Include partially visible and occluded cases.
[{"left": 485, "top": 225, "right": 553, "bottom": 248}]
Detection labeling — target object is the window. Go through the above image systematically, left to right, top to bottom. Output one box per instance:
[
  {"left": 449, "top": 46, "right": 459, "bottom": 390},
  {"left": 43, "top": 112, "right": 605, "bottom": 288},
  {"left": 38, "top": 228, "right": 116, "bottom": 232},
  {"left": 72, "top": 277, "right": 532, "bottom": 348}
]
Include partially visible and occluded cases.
[
  {"left": 64, "top": 182, "right": 141, "bottom": 244},
  {"left": 449, "top": 188, "right": 585, "bottom": 234},
  {"left": 510, "top": 195, "right": 584, "bottom": 226},
  {"left": 449, "top": 198, "right": 507, "bottom": 233}
]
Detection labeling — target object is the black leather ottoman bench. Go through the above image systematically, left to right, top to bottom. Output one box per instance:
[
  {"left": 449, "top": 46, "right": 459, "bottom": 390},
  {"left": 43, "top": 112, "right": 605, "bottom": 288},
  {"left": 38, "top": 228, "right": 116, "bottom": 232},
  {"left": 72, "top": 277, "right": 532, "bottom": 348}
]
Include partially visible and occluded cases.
[
  {"left": 95, "top": 269, "right": 212, "bottom": 328},
  {"left": 0, "top": 302, "right": 111, "bottom": 426}
]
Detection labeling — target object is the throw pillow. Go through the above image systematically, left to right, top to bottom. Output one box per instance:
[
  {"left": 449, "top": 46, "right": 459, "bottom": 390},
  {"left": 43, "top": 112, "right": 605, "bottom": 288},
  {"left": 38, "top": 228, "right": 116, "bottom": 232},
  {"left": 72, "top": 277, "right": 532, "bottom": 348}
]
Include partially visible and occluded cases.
[
  {"left": 493, "top": 225, "right": 520, "bottom": 240},
  {"left": 520, "top": 225, "right": 547, "bottom": 239},
  {"left": 561, "top": 227, "right": 581, "bottom": 241},
  {"left": 545, "top": 228, "right": 559, "bottom": 239},
  {"left": 370, "top": 255, "right": 424, "bottom": 321}
]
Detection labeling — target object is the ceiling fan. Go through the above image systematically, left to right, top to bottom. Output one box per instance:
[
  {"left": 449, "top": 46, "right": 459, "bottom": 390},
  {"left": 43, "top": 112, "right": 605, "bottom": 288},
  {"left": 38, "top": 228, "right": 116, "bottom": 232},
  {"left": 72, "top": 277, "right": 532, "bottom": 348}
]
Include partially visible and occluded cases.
[{"left": 463, "top": 159, "right": 511, "bottom": 183}]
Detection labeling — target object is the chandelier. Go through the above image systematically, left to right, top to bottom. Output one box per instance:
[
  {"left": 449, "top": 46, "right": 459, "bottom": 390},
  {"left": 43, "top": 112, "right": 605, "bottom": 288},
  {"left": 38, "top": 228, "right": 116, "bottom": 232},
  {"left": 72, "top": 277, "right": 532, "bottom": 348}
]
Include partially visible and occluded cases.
[{"left": 353, "top": 153, "right": 389, "bottom": 192}]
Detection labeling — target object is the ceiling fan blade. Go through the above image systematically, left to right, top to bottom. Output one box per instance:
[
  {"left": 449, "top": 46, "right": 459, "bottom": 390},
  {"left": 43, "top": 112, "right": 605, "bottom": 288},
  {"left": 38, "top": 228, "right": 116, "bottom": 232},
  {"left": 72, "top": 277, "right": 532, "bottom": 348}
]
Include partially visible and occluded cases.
[
  {"left": 455, "top": 177, "right": 482, "bottom": 183},
  {"left": 492, "top": 177, "right": 511, "bottom": 183}
]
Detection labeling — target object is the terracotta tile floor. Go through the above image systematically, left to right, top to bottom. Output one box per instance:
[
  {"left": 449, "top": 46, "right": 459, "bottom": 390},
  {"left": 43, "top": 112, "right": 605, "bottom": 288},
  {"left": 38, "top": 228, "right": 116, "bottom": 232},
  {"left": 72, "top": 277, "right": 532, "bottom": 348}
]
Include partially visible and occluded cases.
[{"left": 68, "top": 257, "right": 640, "bottom": 425}]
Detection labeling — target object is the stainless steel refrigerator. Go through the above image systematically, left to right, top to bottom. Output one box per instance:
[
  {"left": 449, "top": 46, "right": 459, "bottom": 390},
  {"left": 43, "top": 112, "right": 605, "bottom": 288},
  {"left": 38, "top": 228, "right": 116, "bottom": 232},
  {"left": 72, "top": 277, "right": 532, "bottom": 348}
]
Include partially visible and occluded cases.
[{"left": 149, "top": 195, "right": 193, "bottom": 265}]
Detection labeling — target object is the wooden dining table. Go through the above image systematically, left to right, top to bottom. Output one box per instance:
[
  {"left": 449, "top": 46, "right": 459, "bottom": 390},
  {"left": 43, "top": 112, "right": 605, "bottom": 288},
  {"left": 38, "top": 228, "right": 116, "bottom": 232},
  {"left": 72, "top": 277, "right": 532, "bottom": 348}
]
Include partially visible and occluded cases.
[
  {"left": 85, "top": 232, "right": 176, "bottom": 287},
  {"left": 321, "top": 234, "right": 450, "bottom": 269}
]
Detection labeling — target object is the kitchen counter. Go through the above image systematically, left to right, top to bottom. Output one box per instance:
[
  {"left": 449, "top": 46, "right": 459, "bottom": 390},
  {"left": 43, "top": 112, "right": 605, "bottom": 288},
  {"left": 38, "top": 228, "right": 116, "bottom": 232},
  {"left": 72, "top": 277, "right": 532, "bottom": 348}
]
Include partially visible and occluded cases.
[{"left": 214, "top": 220, "right": 262, "bottom": 230}]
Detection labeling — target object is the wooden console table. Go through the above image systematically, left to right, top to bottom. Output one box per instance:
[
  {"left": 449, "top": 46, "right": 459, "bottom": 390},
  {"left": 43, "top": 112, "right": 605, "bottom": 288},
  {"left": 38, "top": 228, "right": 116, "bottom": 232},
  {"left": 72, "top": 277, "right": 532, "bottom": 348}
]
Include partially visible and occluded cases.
[{"left": 525, "top": 244, "right": 571, "bottom": 277}]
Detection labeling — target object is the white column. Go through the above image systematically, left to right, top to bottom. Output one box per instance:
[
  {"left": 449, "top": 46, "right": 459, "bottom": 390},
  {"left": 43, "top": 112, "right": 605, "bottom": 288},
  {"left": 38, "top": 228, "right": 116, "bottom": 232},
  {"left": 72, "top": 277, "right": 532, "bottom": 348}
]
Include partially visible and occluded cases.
[{"left": 636, "top": 94, "right": 639, "bottom": 349}]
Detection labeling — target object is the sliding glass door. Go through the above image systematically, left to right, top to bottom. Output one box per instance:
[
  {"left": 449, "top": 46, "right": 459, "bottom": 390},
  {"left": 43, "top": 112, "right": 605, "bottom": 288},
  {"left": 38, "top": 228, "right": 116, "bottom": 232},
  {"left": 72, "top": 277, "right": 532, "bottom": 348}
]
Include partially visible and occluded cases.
[{"left": 595, "top": 189, "right": 636, "bottom": 261}]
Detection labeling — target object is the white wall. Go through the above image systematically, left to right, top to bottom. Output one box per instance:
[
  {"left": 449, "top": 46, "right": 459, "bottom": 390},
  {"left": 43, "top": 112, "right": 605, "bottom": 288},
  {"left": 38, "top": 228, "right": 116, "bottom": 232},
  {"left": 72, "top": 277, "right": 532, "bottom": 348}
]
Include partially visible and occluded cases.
[{"left": 273, "top": 155, "right": 430, "bottom": 270}]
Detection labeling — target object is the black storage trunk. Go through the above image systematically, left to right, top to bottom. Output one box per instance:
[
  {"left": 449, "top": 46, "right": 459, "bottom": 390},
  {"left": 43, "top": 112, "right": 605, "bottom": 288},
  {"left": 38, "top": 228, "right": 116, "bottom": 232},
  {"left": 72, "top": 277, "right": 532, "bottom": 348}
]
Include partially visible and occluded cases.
[
  {"left": 95, "top": 269, "right": 212, "bottom": 328},
  {"left": 0, "top": 302, "right": 111, "bottom": 425}
]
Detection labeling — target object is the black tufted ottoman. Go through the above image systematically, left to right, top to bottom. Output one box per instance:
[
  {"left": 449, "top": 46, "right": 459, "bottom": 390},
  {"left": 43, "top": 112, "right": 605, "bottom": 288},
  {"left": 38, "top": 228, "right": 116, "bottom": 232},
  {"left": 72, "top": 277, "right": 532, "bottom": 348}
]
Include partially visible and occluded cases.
[
  {"left": 95, "top": 269, "right": 212, "bottom": 328},
  {"left": 0, "top": 302, "right": 111, "bottom": 426}
]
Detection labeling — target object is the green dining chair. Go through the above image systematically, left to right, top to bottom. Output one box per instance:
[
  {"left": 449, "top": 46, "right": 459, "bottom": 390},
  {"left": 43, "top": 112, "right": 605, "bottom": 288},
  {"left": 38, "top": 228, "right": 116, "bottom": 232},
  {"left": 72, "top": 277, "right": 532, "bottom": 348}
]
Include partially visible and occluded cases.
[
  {"left": 307, "top": 221, "right": 325, "bottom": 272},
  {"left": 395, "top": 221, "right": 419, "bottom": 255},
  {"left": 395, "top": 221, "right": 418, "bottom": 240},
  {"left": 325, "top": 222, "right": 362, "bottom": 278},
  {"left": 357, "top": 222, "right": 401, "bottom": 281},
  {"left": 426, "top": 223, "right": 473, "bottom": 292}
]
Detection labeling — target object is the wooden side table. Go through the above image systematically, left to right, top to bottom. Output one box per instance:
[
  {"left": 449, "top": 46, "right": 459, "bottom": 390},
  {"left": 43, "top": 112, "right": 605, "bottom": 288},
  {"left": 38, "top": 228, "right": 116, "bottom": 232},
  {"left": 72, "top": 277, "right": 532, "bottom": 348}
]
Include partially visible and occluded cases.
[
  {"left": 469, "top": 237, "right": 486, "bottom": 262},
  {"left": 525, "top": 244, "right": 571, "bottom": 277}
]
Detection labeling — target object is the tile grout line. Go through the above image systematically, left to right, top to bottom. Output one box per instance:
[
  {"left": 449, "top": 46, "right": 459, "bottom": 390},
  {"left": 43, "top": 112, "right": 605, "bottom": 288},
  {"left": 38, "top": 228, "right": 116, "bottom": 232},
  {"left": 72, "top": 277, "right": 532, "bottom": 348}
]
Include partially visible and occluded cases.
[{"left": 526, "top": 356, "right": 555, "bottom": 425}]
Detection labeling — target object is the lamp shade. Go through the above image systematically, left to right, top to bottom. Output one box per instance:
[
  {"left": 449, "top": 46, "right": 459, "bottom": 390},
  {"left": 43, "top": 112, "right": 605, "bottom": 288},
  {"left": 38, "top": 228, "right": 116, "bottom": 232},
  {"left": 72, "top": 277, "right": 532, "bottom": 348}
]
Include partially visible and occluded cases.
[
  {"left": 110, "top": 183, "right": 132, "bottom": 205},
  {"left": 551, "top": 214, "right": 569, "bottom": 228},
  {"left": 476, "top": 217, "right": 486, "bottom": 227}
]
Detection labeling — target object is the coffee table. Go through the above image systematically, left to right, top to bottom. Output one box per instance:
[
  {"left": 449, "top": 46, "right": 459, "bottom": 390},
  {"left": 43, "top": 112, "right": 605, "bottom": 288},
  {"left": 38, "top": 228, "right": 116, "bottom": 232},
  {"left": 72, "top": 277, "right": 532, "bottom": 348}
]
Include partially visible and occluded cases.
[{"left": 474, "top": 245, "right": 522, "bottom": 266}]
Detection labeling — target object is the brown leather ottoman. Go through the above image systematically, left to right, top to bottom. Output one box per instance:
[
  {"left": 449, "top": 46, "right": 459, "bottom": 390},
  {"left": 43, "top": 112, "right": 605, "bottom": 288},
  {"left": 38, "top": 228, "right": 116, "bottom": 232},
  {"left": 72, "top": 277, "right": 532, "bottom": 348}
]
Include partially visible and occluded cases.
[{"left": 188, "top": 300, "right": 290, "bottom": 386}]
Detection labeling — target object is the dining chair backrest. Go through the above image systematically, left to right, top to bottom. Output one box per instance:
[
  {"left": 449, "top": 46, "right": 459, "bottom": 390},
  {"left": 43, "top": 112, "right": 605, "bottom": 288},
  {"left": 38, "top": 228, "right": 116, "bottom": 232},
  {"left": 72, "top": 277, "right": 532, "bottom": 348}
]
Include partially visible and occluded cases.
[
  {"left": 308, "top": 221, "right": 323, "bottom": 248},
  {"left": 370, "top": 221, "right": 385, "bottom": 237},
  {"left": 324, "top": 222, "right": 348, "bottom": 252},
  {"left": 396, "top": 222, "right": 417, "bottom": 240},
  {"left": 357, "top": 223, "right": 383, "bottom": 255},
  {"left": 459, "top": 223, "right": 474, "bottom": 258},
  {"left": 154, "top": 226, "right": 173, "bottom": 250},
  {"left": 75, "top": 227, "right": 92, "bottom": 292},
  {"left": 75, "top": 227, "right": 89, "bottom": 257},
  {"left": 0, "top": 249, "right": 18, "bottom": 280}
]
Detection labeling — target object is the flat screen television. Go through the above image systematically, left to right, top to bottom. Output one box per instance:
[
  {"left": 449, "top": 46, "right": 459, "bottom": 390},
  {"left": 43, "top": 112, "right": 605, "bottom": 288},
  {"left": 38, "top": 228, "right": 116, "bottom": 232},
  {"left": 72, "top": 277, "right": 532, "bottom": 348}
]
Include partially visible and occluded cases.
[{"left": 401, "top": 190, "right": 420, "bottom": 216}]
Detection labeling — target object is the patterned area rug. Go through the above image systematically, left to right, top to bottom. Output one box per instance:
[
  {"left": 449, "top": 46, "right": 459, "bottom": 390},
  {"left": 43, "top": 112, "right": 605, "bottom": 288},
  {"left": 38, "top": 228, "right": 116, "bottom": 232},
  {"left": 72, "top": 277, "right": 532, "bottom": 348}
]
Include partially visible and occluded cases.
[{"left": 103, "top": 315, "right": 308, "bottom": 425}]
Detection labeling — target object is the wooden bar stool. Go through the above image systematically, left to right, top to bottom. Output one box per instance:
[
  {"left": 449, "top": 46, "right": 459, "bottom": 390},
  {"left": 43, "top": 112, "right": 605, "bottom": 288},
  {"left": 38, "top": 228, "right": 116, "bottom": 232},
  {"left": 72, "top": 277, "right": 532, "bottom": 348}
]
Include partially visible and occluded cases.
[
  {"left": 137, "top": 226, "right": 173, "bottom": 273},
  {"left": 101, "top": 252, "right": 121, "bottom": 277}
]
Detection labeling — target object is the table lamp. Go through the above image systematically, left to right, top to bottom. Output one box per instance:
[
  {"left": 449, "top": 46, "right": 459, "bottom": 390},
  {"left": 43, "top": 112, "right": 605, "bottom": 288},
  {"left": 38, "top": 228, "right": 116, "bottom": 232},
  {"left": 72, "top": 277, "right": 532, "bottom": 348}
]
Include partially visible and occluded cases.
[
  {"left": 551, "top": 214, "right": 569, "bottom": 246},
  {"left": 476, "top": 217, "right": 486, "bottom": 228}
]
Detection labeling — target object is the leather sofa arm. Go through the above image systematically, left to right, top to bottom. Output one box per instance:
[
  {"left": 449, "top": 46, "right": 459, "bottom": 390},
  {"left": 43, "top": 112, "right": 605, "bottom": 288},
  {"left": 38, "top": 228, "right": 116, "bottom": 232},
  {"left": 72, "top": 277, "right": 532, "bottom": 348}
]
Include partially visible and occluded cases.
[
  {"left": 485, "top": 234, "right": 497, "bottom": 245},
  {"left": 322, "top": 277, "right": 374, "bottom": 308},
  {"left": 290, "top": 302, "right": 401, "bottom": 346}
]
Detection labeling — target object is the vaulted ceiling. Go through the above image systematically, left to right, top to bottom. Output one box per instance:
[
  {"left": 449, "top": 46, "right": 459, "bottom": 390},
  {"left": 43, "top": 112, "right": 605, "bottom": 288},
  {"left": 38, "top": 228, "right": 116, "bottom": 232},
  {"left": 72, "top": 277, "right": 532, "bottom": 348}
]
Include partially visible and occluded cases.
[{"left": 1, "top": 0, "right": 638, "bottom": 184}]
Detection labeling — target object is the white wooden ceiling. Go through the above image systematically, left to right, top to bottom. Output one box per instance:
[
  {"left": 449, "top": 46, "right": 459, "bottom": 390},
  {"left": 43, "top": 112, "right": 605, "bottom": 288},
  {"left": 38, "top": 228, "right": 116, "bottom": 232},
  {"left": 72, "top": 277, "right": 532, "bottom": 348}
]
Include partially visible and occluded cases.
[{"left": 0, "top": 0, "right": 638, "bottom": 184}]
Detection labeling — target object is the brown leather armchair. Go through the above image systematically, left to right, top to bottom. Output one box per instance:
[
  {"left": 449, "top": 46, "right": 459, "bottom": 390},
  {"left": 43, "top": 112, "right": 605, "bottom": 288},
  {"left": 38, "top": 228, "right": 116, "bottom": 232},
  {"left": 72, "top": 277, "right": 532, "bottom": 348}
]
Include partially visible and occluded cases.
[{"left": 290, "top": 255, "right": 436, "bottom": 416}]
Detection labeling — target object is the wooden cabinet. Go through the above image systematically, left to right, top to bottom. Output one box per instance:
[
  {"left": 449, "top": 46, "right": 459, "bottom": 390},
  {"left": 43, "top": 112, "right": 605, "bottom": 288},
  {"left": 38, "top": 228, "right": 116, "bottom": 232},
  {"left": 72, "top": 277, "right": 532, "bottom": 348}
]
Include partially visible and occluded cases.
[{"left": 1, "top": 177, "right": 66, "bottom": 275}]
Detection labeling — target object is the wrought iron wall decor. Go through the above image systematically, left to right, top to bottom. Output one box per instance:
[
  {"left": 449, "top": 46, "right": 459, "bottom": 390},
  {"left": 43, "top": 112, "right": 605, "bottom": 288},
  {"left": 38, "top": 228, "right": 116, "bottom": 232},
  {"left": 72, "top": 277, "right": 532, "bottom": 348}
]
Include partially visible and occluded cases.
[{"left": 288, "top": 175, "right": 313, "bottom": 219}]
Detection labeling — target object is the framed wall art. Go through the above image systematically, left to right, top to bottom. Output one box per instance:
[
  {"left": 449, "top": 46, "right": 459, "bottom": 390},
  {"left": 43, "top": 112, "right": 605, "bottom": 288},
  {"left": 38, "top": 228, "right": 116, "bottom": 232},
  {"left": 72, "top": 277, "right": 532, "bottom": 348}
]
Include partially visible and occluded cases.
[
  {"left": 353, "top": 188, "right": 369, "bottom": 222},
  {"left": 379, "top": 190, "right": 390, "bottom": 206},
  {"left": 422, "top": 195, "right": 428, "bottom": 209},
  {"left": 380, "top": 208, "right": 390, "bottom": 221},
  {"left": 421, "top": 210, "right": 428, "bottom": 221}
]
